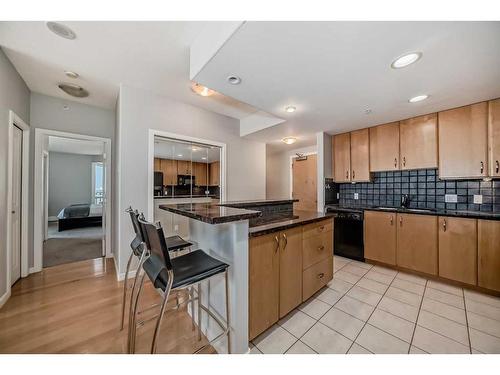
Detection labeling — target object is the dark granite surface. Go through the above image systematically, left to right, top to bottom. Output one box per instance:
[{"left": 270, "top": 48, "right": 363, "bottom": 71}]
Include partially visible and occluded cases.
[
  {"left": 154, "top": 195, "right": 219, "bottom": 199},
  {"left": 220, "top": 198, "right": 298, "bottom": 208},
  {"left": 159, "top": 202, "right": 262, "bottom": 224},
  {"left": 325, "top": 204, "right": 500, "bottom": 221},
  {"left": 249, "top": 210, "right": 334, "bottom": 237}
]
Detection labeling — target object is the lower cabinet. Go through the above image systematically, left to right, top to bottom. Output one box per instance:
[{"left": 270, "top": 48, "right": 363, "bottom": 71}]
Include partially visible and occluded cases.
[
  {"left": 364, "top": 211, "right": 397, "bottom": 265},
  {"left": 397, "top": 213, "right": 438, "bottom": 276},
  {"left": 438, "top": 217, "right": 477, "bottom": 285},
  {"left": 249, "top": 218, "right": 333, "bottom": 340},
  {"left": 478, "top": 220, "right": 500, "bottom": 292}
]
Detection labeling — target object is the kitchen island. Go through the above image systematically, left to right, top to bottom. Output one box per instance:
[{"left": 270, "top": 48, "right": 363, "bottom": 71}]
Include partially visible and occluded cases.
[{"left": 159, "top": 199, "right": 334, "bottom": 353}]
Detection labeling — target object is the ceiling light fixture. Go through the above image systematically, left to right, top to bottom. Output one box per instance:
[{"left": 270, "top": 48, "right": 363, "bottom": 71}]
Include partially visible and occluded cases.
[
  {"left": 46, "top": 22, "right": 76, "bottom": 40},
  {"left": 391, "top": 52, "right": 422, "bottom": 69},
  {"left": 65, "top": 71, "right": 79, "bottom": 79},
  {"left": 227, "top": 75, "right": 241, "bottom": 85},
  {"left": 58, "top": 83, "right": 89, "bottom": 98},
  {"left": 191, "top": 83, "right": 215, "bottom": 97},
  {"left": 408, "top": 94, "right": 429, "bottom": 103},
  {"left": 285, "top": 105, "right": 296, "bottom": 113},
  {"left": 282, "top": 137, "right": 297, "bottom": 145},
  {"left": 177, "top": 154, "right": 183, "bottom": 157},
  {"left": 201, "top": 157, "right": 207, "bottom": 160}
]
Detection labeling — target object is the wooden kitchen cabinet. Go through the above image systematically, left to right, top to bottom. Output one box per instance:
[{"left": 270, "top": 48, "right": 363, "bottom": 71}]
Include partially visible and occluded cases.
[
  {"left": 489, "top": 98, "right": 500, "bottom": 177},
  {"left": 438, "top": 102, "right": 488, "bottom": 179},
  {"left": 400, "top": 113, "right": 438, "bottom": 170},
  {"left": 369, "top": 122, "right": 400, "bottom": 172},
  {"left": 350, "top": 128, "right": 370, "bottom": 181},
  {"left": 333, "top": 133, "right": 351, "bottom": 182},
  {"left": 154, "top": 158, "right": 162, "bottom": 172},
  {"left": 160, "top": 159, "right": 177, "bottom": 186},
  {"left": 177, "top": 160, "right": 192, "bottom": 175},
  {"left": 209, "top": 161, "right": 220, "bottom": 186},
  {"left": 193, "top": 162, "right": 208, "bottom": 187},
  {"left": 364, "top": 211, "right": 397, "bottom": 265},
  {"left": 397, "top": 214, "right": 438, "bottom": 276},
  {"left": 438, "top": 217, "right": 477, "bottom": 285},
  {"left": 478, "top": 220, "right": 500, "bottom": 292},
  {"left": 279, "top": 227, "right": 303, "bottom": 318},
  {"left": 249, "top": 232, "right": 280, "bottom": 340},
  {"left": 303, "top": 256, "right": 333, "bottom": 301}
]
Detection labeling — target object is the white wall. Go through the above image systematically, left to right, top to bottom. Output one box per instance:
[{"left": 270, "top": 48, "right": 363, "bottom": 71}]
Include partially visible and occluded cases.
[
  {"left": 0, "top": 48, "right": 30, "bottom": 301},
  {"left": 115, "top": 85, "right": 266, "bottom": 274},
  {"left": 266, "top": 144, "right": 317, "bottom": 199},
  {"left": 48, "top": 152, "right": 95, "bottom": 217}
]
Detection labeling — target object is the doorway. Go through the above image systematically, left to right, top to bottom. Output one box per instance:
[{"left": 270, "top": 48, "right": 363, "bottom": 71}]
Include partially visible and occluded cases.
[
  {"left": 10, "top": 126, "right": 22, "bottom": 284},
  {"left": 292, "top": 154, "right": 318, "bottom": 211}
]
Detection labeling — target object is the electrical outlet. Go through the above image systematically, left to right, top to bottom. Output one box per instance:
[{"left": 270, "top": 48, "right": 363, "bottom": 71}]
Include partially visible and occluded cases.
[
  {"left": 336, "top": 193, "right": 340, "bottom": 199},
  {"left": 354, "top": 193, "right": 359, "bottom": 200},
  {"left": 445, "top": 194, "right": 458, "bottom": 203},
  {"left": 473, "top": 195, "right": 483, "bottom": 204}
]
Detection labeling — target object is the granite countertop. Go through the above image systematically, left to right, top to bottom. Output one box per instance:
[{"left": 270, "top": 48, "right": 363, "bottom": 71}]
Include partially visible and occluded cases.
[
  {"left": 154, "top": 195, "right": 219, "bottom": 199},
  {"left": 220, "top": 198, "right": 298, "bottom": 208},
  {"left": 159, "top": 202, "right": 262, "bottom": 224},
  {"left": 325, "top": 204, "right": 500, "bottom": 221},
  {"left": 248, "top": 210, "right": 334, "bottom": 237}
]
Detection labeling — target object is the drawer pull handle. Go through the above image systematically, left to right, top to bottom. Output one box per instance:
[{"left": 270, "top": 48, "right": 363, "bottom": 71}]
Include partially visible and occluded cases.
[
  {"left": 403, "top": 156, "right": 406, "bottom": 167},
  {"left": 394, "top": 157, "right": 397, "bottom": 168},
  {"left": 496, "top": 160, "right": 499, "bottom": 174},
  {"left": 480, "top": 161, "right": 484, "bottom": 174},
  {"left": 352, "top": 170, "right": 355, "bottom": 179},
  {"left": 399, "top": 216, "right": 403, "bottom": 226},
  {"left": 443, "top": 219, "right": 446, "bottom": 232},
  {"left": 319, "top": 226, "right": 325, "bottom": 231},
  {"left": 282, "top": 233, "right": 288, "bottom": 250},
  {"left": 274, "top": 236, "right": 279, "bottom": 253},
  {"left": 318, "top": 245, "right": 325, "bottom": 251},
  {"left": 317, "top": 273, "right": 325, "bottom": 279}
]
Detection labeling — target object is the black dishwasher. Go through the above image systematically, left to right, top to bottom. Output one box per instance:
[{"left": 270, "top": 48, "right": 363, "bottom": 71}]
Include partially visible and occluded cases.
[{"left": 327, "top": 207, "right": 364, "bottom": 262}]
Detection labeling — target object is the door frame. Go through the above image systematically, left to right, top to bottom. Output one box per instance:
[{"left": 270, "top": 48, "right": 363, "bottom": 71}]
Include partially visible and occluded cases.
[
  {"left": 6, "top": 111, "right": 30, "bottom": 293},
  {"left": 33, "top": 129, "right": 112, "bottom": 272},
  {"left": 147, "top": 129, "right": 227, "bottom": 221}
]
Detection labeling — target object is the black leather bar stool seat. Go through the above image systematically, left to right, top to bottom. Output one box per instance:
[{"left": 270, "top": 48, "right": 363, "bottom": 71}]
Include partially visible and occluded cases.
[
  {"left": 165, "top": 235, "right": 192, "bottom": 252},
  {"left": 143, "top": 249, "right": 228, "bottom": 291}
]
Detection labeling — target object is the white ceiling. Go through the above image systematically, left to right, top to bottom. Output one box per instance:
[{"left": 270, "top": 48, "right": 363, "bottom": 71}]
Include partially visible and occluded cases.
[
  {"left": 0, "top": 21, "right": 257, "bottom": 118},
  {"left": 194, "top": 21, "right": 500, "bottom": 149},
  {"left": 48, "top": 136, "right": 104, "bottom": 155},
  {"left": 154, "top": 137, "right": 221, "bottom": 163}
]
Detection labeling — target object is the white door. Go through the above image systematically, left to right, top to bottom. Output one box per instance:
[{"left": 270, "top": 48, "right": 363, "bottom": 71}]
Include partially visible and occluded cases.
[{"left": 11, "top": 126, "right": 22, "bottom": 285}]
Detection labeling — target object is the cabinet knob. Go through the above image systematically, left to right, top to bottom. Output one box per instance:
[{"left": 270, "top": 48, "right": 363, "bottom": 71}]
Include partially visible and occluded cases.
[
  {"left": 480, "top": 161, "right": 484, "bottom": 174},
  {"left": 318, "top": 245, "right": 325, "bottom": 251},
  {"left": 317, "top": 273, "right": 325, "bottom": 279}
]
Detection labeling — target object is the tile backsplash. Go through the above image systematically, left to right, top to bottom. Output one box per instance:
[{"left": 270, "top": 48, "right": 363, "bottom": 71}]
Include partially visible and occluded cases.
[{"left": 338, "top": 169, "right": 500, "bottom": 212}]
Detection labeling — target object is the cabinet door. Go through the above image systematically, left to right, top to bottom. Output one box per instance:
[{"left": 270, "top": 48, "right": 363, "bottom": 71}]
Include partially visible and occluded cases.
[
  {"left": 489, "top": 98, "right": 500, "bottom": 177},
  {"left": 438, "top": 102, "right": 488, "bottom": 178},
  {"left": 400, "top": 114, "right": 438, "bottom": 170},
  {"left": 369, "top": 122, "right": 400, "bottom": 172},
  {"left": 350, "top": 128, "right": 370, "bottom": 182},
  {"left": 333, "top": 133, "right": 351, "bottom": 182},
  {"left": 154, "top": 158, "right": 162, "bottom": 172},
  {"left": 160, "top": 159, "right": 177, "bottom": 185},
  {"left": 209, "top": 161, "right": 220, "bottom": 186},
  {"left": 193, "top": 162, "right": 207, "bottom": 186},
  {"left": 364, "top": 211, "right": 397, "bottom": 265},
  {"left": 397, "top": 214, "right": 438, "bottom": 275},
  {"left": 438, "top": 217, "right": 477, "bottom": 285},
  {"left": 478, "top": 220, "right": 500, "bottom": 291},
  {"left": 279, "top": 227, "right": 303, "bottom": 318},
  {"left": 249, "top": 233, "right": 280, "bottom": 340}
]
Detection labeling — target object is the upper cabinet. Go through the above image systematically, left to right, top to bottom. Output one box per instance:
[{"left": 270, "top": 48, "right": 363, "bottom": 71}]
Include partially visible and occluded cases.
[
  {"left": 489, "top": 98, "right": 500, "bottom": 177},
  {"left": 438, "top": 102, "right": 488, "bottom": 179},
  {"left": 400, "top": 113, "right": 438, "bottom": 170},
  {"left": 369, "top": 122, "right": 400, "bottom": 172},
  {"left": 350, "top": 129, "right": 370, "bottom": 182},
  {"left": 333, "top": 133, "right": 351, "bottom": 182},
  {"left": 154, "top": 158, "right": 162, "bottom": 172},
  {"left": 160, "top": 159, "right": 177, "bottom": 185},
  {"left": 177, "top": 160, "right": 192, "bottom": 175},
  {"left": 209, "top": 161, "right": 220, "bottom": 186},
  {"left": 193, "top": 162, "right": 208, "bottom": 187}
]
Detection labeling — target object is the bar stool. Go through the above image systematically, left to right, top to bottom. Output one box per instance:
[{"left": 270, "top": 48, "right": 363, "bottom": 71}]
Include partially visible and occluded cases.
[
  {"left": 121, "top": 207, "right": 193, "bottom": 331},
  {"left": 130, "top": 218, "right": 231, "bottom": 354}
]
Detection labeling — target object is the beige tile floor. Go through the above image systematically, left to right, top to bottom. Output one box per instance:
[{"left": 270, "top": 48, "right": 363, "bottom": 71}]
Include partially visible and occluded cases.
[{"left": 250, "top": 255, "right": 500, "bottom": 354}]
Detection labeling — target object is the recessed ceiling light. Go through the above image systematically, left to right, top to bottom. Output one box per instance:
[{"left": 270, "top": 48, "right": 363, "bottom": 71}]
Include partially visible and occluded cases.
[
  {"left": 46, "top": 22, "right": 76, "bottom": 40},
  {"left": 391, "top": 52, "right": 422, "bottom": 69},
  {"left": 65, "top": 71, "right": 79, "bottom": 79},
  {"left": 227, "top": 75, "right": 241, "bottom": 85},
  {"left": 58, "top": 83, "right": 89, "bottom": 98},
  {"left": 191, "top": 83, "right": 215, "bottom": 97},
  {"left": 408, "top": 94, "right": 429, "bottom": 103},
  {"left": 285, "top": 105, "right": 296, "bottom": 113},
  {"left": 282, "top": 137, "right": 297, "bottom": 145},
  {"left": 177, "top": 154, "right": 183, "bottom": 157},
  {"left": 201, "top": 157, "right": 207, "bottom": 160}
]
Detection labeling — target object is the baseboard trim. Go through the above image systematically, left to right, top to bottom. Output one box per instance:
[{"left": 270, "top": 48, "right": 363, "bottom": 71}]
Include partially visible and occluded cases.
[
  {"left": 48, "top": 216, "right": 58, "bottom": 222},
  {"left": 113, "top": 255, "right": 137, "bottom": 281},
  {"left": 29, "top": 266, "right": 41, "bottom": 274},
  {"left": 0, "top": 289, "right": 11, "bottom": 309}
]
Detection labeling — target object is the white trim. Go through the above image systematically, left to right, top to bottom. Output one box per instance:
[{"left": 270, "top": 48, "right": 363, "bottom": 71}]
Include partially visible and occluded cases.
[
  {"left": 6, "top": 111, "right": 30, "bottom": 304},
  {"left": 34, "top": 129, "right": 113, "bottom": 272},
  {"left": 147, "top": 129, "right": 227, "bottom": 221},
  {"left": 43, "top": 151, "right": 49, "bottom": 241},
  {"left": 289, "top": 151, "right": 318, "bottom": 202}
]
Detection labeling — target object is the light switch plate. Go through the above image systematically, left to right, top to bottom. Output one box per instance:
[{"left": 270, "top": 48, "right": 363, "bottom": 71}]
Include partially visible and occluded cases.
[
  {"left": 337, "top": 193, "right": 340, "bottom": 199},
  {"left": 354, "top": 193, "right": 359, "bottom": 200},
  {"left": 445, "top": 194, "right": 458, "bottom": 203},
  {"left": 473, "top": 194, "right": 483, "bottom": 204}
]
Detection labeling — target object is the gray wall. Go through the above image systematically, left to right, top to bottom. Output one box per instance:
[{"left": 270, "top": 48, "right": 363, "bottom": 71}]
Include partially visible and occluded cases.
[
  {"left": 0, "top": 48, "right": 30, "bottom": 300},
  {"left": 114, "top": 85, "right": 266, "bottom": 274},
  {"left": 48, "top": 152, "right": 94, "bottom": 217}
]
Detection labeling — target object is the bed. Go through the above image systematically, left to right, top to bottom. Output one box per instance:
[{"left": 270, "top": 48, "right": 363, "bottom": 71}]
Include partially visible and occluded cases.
[{"left": 57, "top": 203, "right": 103, "bottom": 231}]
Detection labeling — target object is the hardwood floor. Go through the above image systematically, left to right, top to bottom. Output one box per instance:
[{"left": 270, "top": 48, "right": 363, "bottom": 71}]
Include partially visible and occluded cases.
[{"left": 0, "top": 257, "right": 213, "bottom": 354}]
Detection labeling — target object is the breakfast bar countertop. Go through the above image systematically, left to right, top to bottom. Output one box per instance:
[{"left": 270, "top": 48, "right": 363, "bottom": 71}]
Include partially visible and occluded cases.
[{"left": 159, "top": 202, "right": 262, "bottom": 224}]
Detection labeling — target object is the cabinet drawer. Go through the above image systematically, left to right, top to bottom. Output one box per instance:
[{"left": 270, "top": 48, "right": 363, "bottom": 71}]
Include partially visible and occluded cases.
[
  {"left": 302, "top": 219, "right": 333, "bottom": 240},
  {"left": 303, "top": 231, "right": 333, "bottom": 269},
  {"left": 303, "top": 257, "right": 333, "bottom": 301}
]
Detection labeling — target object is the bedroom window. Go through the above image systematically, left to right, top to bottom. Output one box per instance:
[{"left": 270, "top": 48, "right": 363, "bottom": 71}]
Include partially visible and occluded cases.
[{"left": 92, "top": 162, "right": 104, "bottom": 205}]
